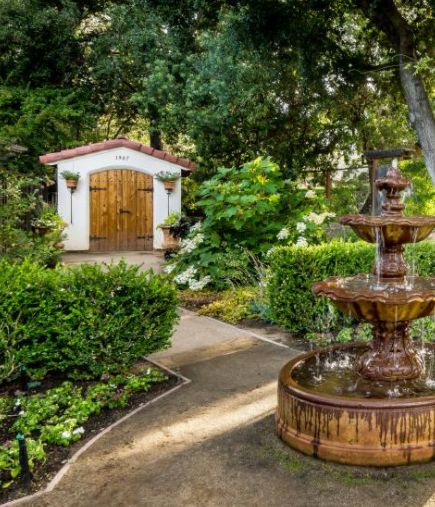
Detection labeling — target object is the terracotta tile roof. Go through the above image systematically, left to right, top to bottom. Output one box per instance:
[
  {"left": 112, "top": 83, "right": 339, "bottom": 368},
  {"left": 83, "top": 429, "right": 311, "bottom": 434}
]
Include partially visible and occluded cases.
[{"left": 39, "top": 138, "right": 195, "bottom": 170}]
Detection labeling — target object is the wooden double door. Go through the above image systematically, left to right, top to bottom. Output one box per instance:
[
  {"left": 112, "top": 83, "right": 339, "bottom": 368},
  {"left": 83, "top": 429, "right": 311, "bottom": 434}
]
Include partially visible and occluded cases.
[{"left": 89, "top": 169, "right": 153, "bottom": 251}]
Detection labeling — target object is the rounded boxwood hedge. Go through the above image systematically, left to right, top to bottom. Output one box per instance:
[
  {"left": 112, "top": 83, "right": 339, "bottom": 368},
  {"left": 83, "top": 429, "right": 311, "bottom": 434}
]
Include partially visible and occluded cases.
[
  {"left": 266, "top": 240, "right": 435, "bottom": 334},
  {"left": 0, "top": 260, "right": 178, "bottom": 382}
]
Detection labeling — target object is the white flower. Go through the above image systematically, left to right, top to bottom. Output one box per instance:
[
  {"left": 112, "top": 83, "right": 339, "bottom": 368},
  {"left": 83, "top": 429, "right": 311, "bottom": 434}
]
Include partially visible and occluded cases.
[
  {"left": 305, "top": 190, "right": 316, "bottom": 199},
  {"left": 304, "top": 212, "right": 324, "bottom": 225},
  {"left": 190, "top": 222, "right": 202, "bottom": 233},
  {"left": 296, "top": 222, "right": 307, "bottom": 233},
  {"left": 277, "top": 228, "right": 290, "bottom": 240},
  {"left": 295, "top": 237, "right": 308, "bottom": 247},
  {"left": 265, "top": 248, "right": 275, "bottom": 257},
  {"left": 163, "top": 263, "right": 176, "bottom": 274},
  {"left": 174, "top": 266, "right": 198, "bottom": 285},
  {"left": 188, "top": 276, "right": 212, "bottom": 291},
  {"left": 15, "top": 399, "right": 21, "bottom": 407},
  {"left": 19, "top": 410, "right": 25, "bottom": 416},
  {"left": 72, "top": 427, "right": 85, "bottom": 436},
  {"left": 61, "top": 431, "right": 71, "bottom": 439}
]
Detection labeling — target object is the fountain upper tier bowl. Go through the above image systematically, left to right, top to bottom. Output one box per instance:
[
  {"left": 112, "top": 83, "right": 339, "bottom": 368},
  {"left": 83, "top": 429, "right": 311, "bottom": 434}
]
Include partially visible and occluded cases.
[
  {"left": 340, "top": 215, "right": 435, "bottom": 245},
  {"left": 314, "top": 275, "right": 435, "bottom": 322}
]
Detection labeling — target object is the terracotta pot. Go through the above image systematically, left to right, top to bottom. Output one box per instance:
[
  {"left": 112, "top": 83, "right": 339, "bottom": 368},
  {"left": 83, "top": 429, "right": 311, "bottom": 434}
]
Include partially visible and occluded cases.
[
  {"left": 66, "top": 179, "right": 78, "bottom": 190},
  {"left": 163, "top": 180, "right": 176, "bottom": 192},
  {"left": 33, "top": 225, "right": 53, "bottom": 236},
  {"left": 160, "top": 226, "right": 180, "bottom": 250}
]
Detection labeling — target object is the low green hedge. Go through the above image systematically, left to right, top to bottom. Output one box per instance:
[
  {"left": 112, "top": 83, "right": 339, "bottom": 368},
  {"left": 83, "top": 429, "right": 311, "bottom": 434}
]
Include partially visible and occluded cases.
[
  {"left": 266, "top": 240, "right": 435, "bottom": 334},
  {"left": 0, "top": 260, "right": 178, "bottom": 382}
]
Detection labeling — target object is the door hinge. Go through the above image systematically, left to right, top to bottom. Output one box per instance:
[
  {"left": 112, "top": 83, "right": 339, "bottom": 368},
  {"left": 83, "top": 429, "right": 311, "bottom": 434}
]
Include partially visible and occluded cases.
[
  {"left": 90, "top": 186, "right": 107, "bottom": 191},
  {"left": 137, "top": 188, "right": 153, "bottom": 193},
  {"left": 137, "top": 235, "right": 153, "bottom": 240},
  {"left": 90, "top": 236, "right": 107, "bottom": 240}
]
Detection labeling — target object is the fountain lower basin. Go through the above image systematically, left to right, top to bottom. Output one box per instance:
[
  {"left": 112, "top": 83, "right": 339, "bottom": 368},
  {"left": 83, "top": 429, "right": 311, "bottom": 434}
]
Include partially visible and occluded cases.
[{"left": 276, "top": 343, "right": 435, "bottom": 466}]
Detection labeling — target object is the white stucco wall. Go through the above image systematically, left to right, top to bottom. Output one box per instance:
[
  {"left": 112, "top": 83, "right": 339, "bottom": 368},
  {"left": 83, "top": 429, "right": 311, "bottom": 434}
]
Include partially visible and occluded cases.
[{"left": 54, "top": 147, "right": 183, "bottom": 250}]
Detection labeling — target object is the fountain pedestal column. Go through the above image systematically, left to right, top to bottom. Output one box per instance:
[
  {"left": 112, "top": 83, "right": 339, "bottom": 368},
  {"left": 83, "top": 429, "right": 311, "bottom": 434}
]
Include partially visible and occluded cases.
[{"left": 357, "top": 321, "right": 424, "bottom": 381}]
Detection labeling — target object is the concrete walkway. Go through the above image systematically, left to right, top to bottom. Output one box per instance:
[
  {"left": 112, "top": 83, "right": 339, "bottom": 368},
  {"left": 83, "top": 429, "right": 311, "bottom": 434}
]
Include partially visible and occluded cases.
[{"left": 14, "top": 309, "right": 435, "bottom": 507}]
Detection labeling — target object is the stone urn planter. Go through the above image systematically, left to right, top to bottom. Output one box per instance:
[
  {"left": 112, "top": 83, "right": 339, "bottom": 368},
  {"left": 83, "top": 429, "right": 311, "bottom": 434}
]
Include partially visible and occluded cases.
[
  {"left": 32, "top": 225, "right": 53, "bottom": 236},
  {"left": 160, "top": 225, "right": 180, "bottom": 250}
]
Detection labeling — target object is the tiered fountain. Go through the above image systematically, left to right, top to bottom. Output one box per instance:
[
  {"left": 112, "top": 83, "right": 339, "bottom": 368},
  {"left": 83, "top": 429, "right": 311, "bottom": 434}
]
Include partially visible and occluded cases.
[{"left": 276, "top": 163, "right": 435, "bottom": 466}]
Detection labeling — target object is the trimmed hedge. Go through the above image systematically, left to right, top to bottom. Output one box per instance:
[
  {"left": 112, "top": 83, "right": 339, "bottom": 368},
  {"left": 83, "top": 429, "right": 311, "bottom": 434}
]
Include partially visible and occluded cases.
[
  {"left": 266, "top": 240, "right": 435, "bottom": 334},
  {"left": 0, "top": 260, "right": 178, "bottom": 382}
]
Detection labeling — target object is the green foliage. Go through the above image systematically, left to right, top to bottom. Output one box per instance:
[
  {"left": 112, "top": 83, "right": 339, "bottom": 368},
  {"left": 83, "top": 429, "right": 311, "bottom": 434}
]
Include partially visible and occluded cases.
[
  {"left": 167, "top": 157, "right": 339, "bottom": 289},
  {"left": 196, "top": 157, "right": 291, "bottom": 251},
  {"left": 401, "top": 158, "right": 435, "bottom": 216},
  {"left": 60, "top": 170, "right": 80, "bottom": 181},
  {"left": 0, "top": 171, "right": 64, "bottom": 267},
  {"left": 155, "top": 171, "right": 179, "bottom": 182},
  {"left": 181, "top": 177, "right": 201, "bottom": 217},
  {"left": 31, "top": 206, "right": 65, "bottom": 230},
  {"left": 159, "top": 212, "right": 181, "bottom": 227},
  {"left": 266, "top": 241, "right": 435, "bottom": 334},
  {"left": 0, "top": 261, "right": 178, "bottom": 382},
  {"left": 197, "top": 287, "right": 259, "bottom": 324},
  {"left": 0, "top": 367, "right": 167, "bottom": 487}
]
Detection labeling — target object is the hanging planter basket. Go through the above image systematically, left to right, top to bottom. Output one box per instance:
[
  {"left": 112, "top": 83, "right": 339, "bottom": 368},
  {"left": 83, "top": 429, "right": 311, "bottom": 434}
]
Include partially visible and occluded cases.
[
  {"left": 66, "top": 179, "right": 78, "bottom": 191},
  {"left": 163, "top": 180, "right": 176, "bottom": 192}
]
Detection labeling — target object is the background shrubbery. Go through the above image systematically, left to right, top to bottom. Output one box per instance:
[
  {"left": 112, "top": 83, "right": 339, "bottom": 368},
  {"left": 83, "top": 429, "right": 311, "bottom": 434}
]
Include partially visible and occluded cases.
[
  {"left": 266, "top": 240, "right": 435, "bottom": 334},
  {"left": 0, "top": 260, "right": 178, "bottom": 383}
]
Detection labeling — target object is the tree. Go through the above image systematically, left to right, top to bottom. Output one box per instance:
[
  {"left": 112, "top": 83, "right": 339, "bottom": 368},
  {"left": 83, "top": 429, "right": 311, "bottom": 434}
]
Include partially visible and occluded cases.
[{"left": 354, "top": 0, "right": 435, "bottom": 184}]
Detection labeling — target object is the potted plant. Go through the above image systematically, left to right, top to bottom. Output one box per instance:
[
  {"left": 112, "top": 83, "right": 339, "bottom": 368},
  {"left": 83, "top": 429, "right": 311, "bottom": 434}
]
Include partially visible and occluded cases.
[
  {"left": 61, "top": 170, "right": 80, "bottom": 191},
  {"left": 155, "top": 171, "right": 180, "bottom": 192},
  {"left": 31, "top": 207, "right": 67, "bottom": 236},
  {"left": 158, "top": 212, "right": 182, "bottom": 250}
]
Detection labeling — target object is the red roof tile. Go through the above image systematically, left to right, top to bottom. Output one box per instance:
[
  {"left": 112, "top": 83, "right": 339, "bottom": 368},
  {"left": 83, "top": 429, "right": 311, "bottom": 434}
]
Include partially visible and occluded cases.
[{"left": 39, "top": 138, "right": 195, "bottom": 170}]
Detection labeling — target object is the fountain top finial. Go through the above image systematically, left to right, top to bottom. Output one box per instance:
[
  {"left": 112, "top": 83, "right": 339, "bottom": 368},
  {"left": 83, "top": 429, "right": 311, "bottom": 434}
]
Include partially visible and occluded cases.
[{"left": 375, "top": 162, "right": 410, "bottom": 216}]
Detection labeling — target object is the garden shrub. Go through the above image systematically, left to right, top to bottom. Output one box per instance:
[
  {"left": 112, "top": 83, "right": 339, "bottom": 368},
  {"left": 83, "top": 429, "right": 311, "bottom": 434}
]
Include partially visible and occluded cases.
[
  {"left": 166, "top": 156, "right": 336, "bottom": 289},
  {"left": 266, "top": 240, "right": 435, "bottom": 334},
  {"left": 0, "top": 260, "right": 178, "bottom": 382},
  {"left": 197, "top": 287, "right": 259, "bottom": 323}
]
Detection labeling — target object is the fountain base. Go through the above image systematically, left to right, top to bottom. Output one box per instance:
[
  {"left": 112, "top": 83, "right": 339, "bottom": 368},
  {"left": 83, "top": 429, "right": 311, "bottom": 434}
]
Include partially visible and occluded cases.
[
  {"left": 357, "top": 321, "right": 424, "bottom": 381},
  {"left": 276, "top": 344, "right": 435, "bottom": 466}
]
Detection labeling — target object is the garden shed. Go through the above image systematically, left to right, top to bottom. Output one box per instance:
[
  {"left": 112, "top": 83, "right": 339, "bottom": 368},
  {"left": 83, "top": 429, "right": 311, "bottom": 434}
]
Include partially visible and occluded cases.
[{"left": 40, "top": 138, "right": 194, "bottom": 251}]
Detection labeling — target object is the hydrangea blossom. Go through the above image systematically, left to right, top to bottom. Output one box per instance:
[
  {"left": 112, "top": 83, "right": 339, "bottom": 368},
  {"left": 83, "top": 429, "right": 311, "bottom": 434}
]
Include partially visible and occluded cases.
[
  {"left": 305, "top": 189, "right": 317, "bottom": 199},
  {"left": 296, "top": 222, "right": 307, "bottom": 233},
  {"left": 277, "top": 228, "right": 290, "bottom": 240},
  {"left": 179, "top": 233, "right": 204, "bottom": 254},
  {"left": 295, "top": 236, "right": 308, "bottom": 247},
  {"left": 163, "top": 263, "right": 176, "bottom": 274},
  {"left": 174, "top": 265, "right": 198, "bottom": 285},
  {"left": 188, "top": 276, "right": 212, "bottom": 291},
  {"left": 72, "top": 427, "right": 85, "bottom": 436},
  {"left": 61, "top": 431, "right": 71, "bottom": 439}
]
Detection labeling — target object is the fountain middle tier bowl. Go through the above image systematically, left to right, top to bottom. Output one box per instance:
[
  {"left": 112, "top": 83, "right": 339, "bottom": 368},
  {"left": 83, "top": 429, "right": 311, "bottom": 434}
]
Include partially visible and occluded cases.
[
  {"left": 340, "top": 215, "right": 435, "bottom": 245},
  {"left": 313, "top": 275, "right": 435, "bottom": 322},
  {"left": 276, "top": 343, "right": 435, "bottom": 466}
]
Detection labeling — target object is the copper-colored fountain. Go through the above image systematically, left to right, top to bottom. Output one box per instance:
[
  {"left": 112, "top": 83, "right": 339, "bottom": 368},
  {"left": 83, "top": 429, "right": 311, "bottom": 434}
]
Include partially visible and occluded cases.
[{"left": 276, "top": 163, "right": 435, "bottom": 466}]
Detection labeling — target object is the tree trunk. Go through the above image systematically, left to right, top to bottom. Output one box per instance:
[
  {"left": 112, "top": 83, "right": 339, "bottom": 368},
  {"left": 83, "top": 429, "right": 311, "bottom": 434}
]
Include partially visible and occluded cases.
[
  {"left": 399, "top": 57, "right": 435, "bottom": 185},
  {"left": 149, "top": 104, "right": 163, "bottom": 150}
]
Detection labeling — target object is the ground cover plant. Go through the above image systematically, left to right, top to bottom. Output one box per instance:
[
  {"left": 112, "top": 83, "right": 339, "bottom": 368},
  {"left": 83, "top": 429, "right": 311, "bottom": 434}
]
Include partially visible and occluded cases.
[{"left": 0, "top": 366, "right": 171, "bottom": 494}]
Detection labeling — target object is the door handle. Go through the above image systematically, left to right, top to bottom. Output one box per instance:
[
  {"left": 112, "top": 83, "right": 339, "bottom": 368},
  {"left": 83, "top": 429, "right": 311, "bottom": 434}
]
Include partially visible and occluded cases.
[{"left": 119, "top": 209, "right": 131, "bottom": 214}]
